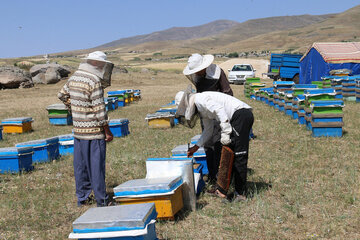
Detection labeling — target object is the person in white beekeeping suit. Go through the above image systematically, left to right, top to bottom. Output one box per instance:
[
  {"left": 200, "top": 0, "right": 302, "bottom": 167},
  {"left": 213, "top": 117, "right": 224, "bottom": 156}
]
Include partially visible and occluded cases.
[{"left": 176, "top": 85, "right": 254, "bottom": 202}]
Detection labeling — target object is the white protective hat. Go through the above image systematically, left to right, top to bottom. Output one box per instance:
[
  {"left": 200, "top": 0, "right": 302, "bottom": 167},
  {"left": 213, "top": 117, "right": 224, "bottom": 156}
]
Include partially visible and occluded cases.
[
  {"left": 82, "top": 51, "right": 112, "bottom": 63},
  {"left": 183, "top": 53, "right": 214, "bottom": 75}
]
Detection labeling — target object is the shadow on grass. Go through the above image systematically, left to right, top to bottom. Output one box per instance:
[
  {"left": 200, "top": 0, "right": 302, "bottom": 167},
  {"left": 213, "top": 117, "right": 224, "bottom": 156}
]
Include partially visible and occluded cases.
[{"left": 246, "top": 181, "right": 272, "bottom": 198}]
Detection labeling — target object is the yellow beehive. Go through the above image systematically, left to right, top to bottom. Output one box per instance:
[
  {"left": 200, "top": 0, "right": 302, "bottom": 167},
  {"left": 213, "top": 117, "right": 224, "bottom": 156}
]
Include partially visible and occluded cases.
[
  {"left": 146, "top": 113, "right": 174, "bottom": 128},
  {"left": 1, "top": 118, "right": 33, "bottom": 134},
  {"left": 116, "top": 186, "right": 183, "bottom": 220}
]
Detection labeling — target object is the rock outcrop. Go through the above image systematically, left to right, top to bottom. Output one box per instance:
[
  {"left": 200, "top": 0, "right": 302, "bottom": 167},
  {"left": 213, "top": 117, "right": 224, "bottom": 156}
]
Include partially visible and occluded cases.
[
  {"left": 30, "top": 63, "right": 71, "bottom": 84},
  {"left": 0, "top": 66, "right": 33, "bottom": 89}
]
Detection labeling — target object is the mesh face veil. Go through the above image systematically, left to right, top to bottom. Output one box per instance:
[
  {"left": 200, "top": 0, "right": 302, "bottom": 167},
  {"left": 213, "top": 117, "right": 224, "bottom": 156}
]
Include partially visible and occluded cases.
[{"left": 78, "top": 59, "right": 114, "bottom": 88}]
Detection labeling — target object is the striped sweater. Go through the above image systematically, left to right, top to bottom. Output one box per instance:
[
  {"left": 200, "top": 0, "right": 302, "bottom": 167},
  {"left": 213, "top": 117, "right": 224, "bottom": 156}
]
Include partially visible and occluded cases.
[{"left": 58, "top": 70, "right": 108, "bottom": 140}]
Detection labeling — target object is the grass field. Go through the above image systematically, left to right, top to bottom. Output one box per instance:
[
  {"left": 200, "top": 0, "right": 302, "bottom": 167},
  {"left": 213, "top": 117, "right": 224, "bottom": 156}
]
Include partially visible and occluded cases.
[{"left": 0, "top": 70, "right": 359, "bottom": 239}]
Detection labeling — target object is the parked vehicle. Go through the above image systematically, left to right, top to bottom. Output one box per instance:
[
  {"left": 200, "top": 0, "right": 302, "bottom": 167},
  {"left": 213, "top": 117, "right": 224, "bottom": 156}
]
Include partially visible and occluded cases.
[
  {"left": 264, "top": 53, "right": 302, "bottom": 83},
  {"left": 228, "top": 64, "right": 256, "bottom": 84}
]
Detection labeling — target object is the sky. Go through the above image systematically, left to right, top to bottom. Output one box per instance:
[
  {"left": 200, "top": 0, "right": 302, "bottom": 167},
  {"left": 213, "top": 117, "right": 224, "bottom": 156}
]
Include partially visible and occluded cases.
[{"left": 0, "top": 0, "right": 359, "bottom": 59}]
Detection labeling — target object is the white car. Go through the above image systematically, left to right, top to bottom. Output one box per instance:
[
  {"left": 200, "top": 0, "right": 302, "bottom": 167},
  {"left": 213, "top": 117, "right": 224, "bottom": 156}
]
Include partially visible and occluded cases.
[{"left": 228, "top": 64, "right": 256, "bottom": 84}]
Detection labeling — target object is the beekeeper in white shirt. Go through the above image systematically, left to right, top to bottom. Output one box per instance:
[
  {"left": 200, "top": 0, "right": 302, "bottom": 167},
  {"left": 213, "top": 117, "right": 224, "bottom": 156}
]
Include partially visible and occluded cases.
[{"left": 176, "top": 85, "right": 254, "bottom": 202}]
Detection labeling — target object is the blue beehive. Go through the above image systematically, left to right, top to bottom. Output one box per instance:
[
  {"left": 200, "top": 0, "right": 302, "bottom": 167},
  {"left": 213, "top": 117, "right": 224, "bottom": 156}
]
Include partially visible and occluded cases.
[
  {"left": 342, "top": 76, "right": 358, "bottom": 101},
  {"left": 356, "top": 80, "right": 360, "bottom": 103},
  {"left": 273, "top": 81, "right": 295, "bottom": 90},
  {"left": 108, "top": 90, "right": 126, "bottom": 107},
  {"left": 295, "top": 95, "right": 306, "bottom": 124},
  {"left": 108, "top": 97, "right": 118, "bottom": 110},
  {"left": 104, "top": 98, "right": 113, "bottom": 111},
  {"left": 309, "top": 100, "right": 344, "bottom": 137},
  {"left": 46, "top": 103, "right": 72, "bottom": 126},
  {"left": 109, "top": 119, "right": 130, "bottom": 137},
  {"left": 58, "top": 134, "right": 74, "bottom": 156},
  {"left": 15, "top": 137, "right": 59, "bottom": 163},
  {"left": 171, "top": 144, "right": 208, "bottom": 175},
  {"left": 0, "top": 147, "right": 33, "bottom": 173},
  {"left": 69, "top": 203, "right": 157, "bottom": 240}
]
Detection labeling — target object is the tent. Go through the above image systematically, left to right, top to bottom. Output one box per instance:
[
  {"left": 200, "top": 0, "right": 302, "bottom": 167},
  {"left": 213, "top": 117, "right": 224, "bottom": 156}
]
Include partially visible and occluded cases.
[{"left": 300, "top": 42, "right": 360, "bottom": 83}]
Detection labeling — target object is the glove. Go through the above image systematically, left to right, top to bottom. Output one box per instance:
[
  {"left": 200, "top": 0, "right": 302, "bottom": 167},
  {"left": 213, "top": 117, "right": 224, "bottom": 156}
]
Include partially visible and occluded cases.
[{"left": 221, "top": 133, "right": 231, "bottom": 145}]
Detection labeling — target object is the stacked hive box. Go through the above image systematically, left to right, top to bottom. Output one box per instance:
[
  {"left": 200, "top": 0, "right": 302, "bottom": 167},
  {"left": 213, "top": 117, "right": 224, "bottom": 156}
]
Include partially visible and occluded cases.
[
  {"left": 326, "top": 76, "right": 344, "bottom": 99},
  {"left": 342, "top": 76, "right": 358, "bottom": 102},
  {"left": 321, "top": 77, "right": 332, "bottom": 88},
  {"left": 244, "top": 78, "right": 261, "bottom": 98},
  {"left": 356, "top": 80, "right": 360, "bottom": 103},
  {"left": 273, "top": 81, "right": 295, "bottom": 111},
  {"left": 249, "top": 83, "right": 266, "bottom": 100},
  {"left": 291, "top": 84, "right": 318, "bottom": 120},
  {"left": 259, "top": 88, "right": 274, "bottom": 107},
  {"left": 304, "top": 88, "right": 336, "bottom": 131},
  {"left": 125, "top": 89, "right": 134, "bottom": 103},
  {"left": 134, "top": 89, "right": 141, "bottom": 101},
  {"left": 107, "top": 90, "right": 126, "bottom": 107},
  {"left": 284, "top": 90, "right": 294, "bottom": 116},
  {"left": 273, "top": 92, "right": 280, "bottom": 111},
  {"left": 294, "top": 95, "right": 306, "bottom": 124},
  {"left": 104, "top": 98, "right": 114, "bottom": 111},
  {"left": 309, "top": 100, "right": 345, "bottom": 137},
  {"left": 46, "top": 103, "right": 72, "bottom": 125},
  {"left": 145, "top": 112, "right": 175, "bottom": 128},
  {"left": 1, "top": 117, "right": 33, "bottom": 134},
  {"left": 109, "top": 119, "right": 130, "bottom": 137},
  {"left": 58, "top": 134, "right": 74, "bottom": 156},
  {"left": 16, "top": 137, "right": 59, "bottom": 164},
  {"left": 0, "top": 147, "right": 33, "bottom": 174},
  {"left": 113, "top": 176, "right": 184, "bottom": 220},
  {"left": 69, "top": 203, "right": 158, "bottom": 240}
]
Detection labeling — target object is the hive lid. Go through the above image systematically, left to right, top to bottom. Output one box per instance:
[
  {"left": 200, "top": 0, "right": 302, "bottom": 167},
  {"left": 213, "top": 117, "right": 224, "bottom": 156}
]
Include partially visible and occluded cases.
[
  {"left": 273, "top": 81, "right": 295, "bottom": 87},
  {"left": 293, "top": 84, "right": 318, "bottom": 89},
  {"left": 304, "top": 88, "right": 336, "bottom": 96},
  {"left": 107, "top": 90, "right": 126, "bottom": 96},
  {"left": 310, "top": 100, "right": 345, "bottom": 108},
  {"left": 46, "top": 103, "right": 68, "bottom": 110},
  {"left": 156, "top": 108, "right": 177, "bottom": 114},
  {"left": 145, "top": 112, "right": 174, "bottom": 120},
  {"left": 1, "top": 117, "right": 33, "bottom": 125},
  {"left": 109, "top": 119, "right": 129, "bottom": 125},
  {"left": 58, "top": 134, "right": 74, "bottom": 141},
  {"left": 190, "top": 135, "right": 201, "bottom": 144},
  {"left": 16, "top": 137, "right": 59, "bottom": 148},
  {"left": 171, "top": 144, "right": 206, "bottom": 157},
  {"left": 0, "top": 146, "right": 33, "bottom": 157},
  {"left": 147, "top": 157, "right": 193, "bottom": 162},
  {"left": 113, "top": 176, "right": 183, "bottom": 197},
  {"left": 72, "top": 203, "right": 156, "bottom": 233}
]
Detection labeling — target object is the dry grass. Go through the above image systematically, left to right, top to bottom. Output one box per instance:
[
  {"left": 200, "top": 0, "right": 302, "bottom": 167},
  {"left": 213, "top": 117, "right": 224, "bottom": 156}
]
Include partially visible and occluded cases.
[{"left": 0, "top": 69, "right": 359, "bottom": 239}]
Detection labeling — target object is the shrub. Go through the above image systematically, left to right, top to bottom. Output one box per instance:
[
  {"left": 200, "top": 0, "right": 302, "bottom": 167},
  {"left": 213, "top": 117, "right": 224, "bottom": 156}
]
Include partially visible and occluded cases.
[{"left": 228, "top": 52, "right": 239, "bottom": 58}]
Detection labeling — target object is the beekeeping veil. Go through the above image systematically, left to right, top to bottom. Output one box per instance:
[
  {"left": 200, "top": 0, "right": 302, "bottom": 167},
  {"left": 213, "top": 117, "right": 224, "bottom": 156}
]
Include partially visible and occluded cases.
[
  {"left": 79, "top": 51, "right": 114, "bottom": 88},
  {"left": 175, "top": 85, "right": 198, "bottom": 128}
]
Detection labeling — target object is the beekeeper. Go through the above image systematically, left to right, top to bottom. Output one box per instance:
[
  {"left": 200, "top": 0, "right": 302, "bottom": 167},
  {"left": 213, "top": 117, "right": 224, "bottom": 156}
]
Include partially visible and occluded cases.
[
  {"left": 58, "top": 51, "right": 114, "bottom": 207},
  {"left": 182, "top": 53, "right": 233, "bottom": 183},
  {"left": 175, "top": 86, "right": 254, "bottom": 202}
]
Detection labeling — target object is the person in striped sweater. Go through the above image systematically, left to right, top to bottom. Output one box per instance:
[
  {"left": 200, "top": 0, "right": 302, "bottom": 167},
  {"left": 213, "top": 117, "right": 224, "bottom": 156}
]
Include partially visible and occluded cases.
[{"left": 58, "top": 51, "right": 114, "bottom": 207}]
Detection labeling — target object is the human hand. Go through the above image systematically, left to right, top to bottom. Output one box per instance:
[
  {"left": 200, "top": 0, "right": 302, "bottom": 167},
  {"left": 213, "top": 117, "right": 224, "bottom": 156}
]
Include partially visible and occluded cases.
[
  {"left": 103, "top": 125, "right": 113, "bottom": 142},
  {"left": 220, "top": 133, "right": 231, "bottom": 145},
  {"left": 187, "top": 145, "right": 199, "bottom": 157}
]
